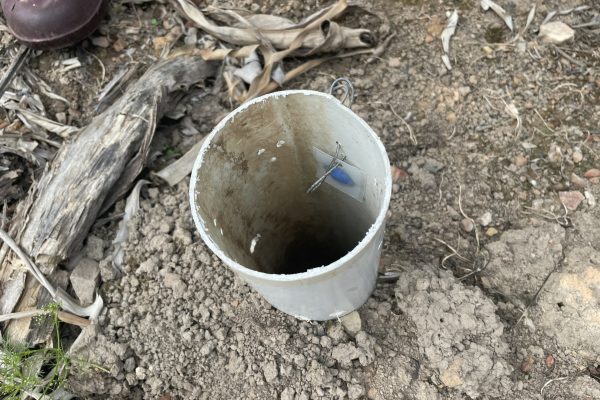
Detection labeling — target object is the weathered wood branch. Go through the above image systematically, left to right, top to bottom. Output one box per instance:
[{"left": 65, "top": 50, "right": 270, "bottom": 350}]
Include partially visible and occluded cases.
[{"left": 0, "top": 54, "right": 216, "bottom": 343}]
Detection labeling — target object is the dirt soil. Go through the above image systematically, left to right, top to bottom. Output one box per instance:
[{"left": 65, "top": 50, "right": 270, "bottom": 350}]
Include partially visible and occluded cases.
[{"left": 2, "top": 0, "right": 600, "bottom": 399}]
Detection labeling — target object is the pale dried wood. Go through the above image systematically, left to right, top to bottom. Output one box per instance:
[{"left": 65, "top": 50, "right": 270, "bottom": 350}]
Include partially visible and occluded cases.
[{"left": 0, "top": 54, "right": 216, "bottom": 343}]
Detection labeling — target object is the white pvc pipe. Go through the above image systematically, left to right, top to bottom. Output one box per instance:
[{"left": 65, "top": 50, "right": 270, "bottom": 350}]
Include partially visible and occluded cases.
[{"left": 190, "top": 90, "right": 392, "bottom": 321}]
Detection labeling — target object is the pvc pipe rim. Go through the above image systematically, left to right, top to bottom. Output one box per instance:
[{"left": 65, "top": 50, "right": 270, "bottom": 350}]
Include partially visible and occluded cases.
[{"left": 189, "top": 90, "right": 392, "bottom": 283}]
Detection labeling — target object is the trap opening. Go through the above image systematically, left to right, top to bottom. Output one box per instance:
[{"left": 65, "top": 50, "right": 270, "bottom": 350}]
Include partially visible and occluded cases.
[{"left": 194, "top": 92, "right": 386, "bottom": 275}]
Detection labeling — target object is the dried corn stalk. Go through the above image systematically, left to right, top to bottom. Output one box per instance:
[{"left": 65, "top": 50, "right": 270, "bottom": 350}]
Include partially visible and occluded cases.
[{"left": 174, "top": 0, "right": 377, "bottom": 102}]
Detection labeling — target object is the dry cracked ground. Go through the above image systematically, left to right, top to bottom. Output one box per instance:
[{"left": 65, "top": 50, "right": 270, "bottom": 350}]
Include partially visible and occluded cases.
[{"left": 1, "top": 0, "right": 600, "bottom": 399}]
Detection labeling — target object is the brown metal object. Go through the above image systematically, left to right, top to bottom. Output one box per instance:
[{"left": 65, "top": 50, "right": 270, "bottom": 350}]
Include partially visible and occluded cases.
[{"left": 1, "top": 0, "right": 109, "bottom": 49}]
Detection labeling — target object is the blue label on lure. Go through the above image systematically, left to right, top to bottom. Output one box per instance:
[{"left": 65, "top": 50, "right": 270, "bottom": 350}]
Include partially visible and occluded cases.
[
  {"left": 313, "top": 147, "right": 365, "bottom": 201},
  {"left": 330, "top": 166, "right": 354, "bottom": 186}
]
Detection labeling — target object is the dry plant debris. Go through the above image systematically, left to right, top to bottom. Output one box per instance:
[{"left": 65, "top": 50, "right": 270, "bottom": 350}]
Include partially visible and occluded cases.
[{"left": 175, "top": 0, "right": 377, "bottom": 102}]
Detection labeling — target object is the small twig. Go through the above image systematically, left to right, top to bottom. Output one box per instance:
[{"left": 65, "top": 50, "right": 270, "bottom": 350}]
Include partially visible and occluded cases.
[
  {"left": 366, "top": 32, "right": 396, "bottom": 64},
  {"left": 0, "top": 45, "right": 31, "bottom": 99},
  {"left": 552, "top": 45, "right": 587, "bottom": 68},
  {"left": 83, "top": 49, "right": 107, "bottom": 84},
  {"left": 388, "top": 103, "right": 417, "bottom": 145},
  {"left": 534, "top": 109, "right": 555, "bottom": 133},
  {"left": 447, "top": 126, "right": 457, "bottom": 139},
  {"left": 438, "top": 171, "right": 445, "bottom": 204},
  {"left": 458, "top": 183, "right": 480, "bottom": 253},
  {"left": 1, "top": 199, "right": 7, "bottom": 230},
  {"left": 521, "top": 204, "right": 571, "bottom": 227},
  {"left": 0, "top": 227, "right": 57, "bottom": 298},
  {"left": 0, "top": 227, "right": 102, "bottom": 318},
  {"left": 434, "top": 238, "right": 472, "bottom": 270},
  {"left": 516, "top": 262, "right": 557, "bottom": 326},
  {"left": 0, "top": 309, "right": 89, "bottom": 327},
  {"left": 57, "top": 311, "right": 91, "bottom": 328},
  {"left": 540, "top": 376, "right": 570, "bottom": 396}
]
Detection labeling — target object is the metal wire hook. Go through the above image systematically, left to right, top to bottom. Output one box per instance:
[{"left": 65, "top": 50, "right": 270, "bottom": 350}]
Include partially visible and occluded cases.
[
  {"left": 329, "top": 77, "right": 354, "bottom": 107},
  {"left": 307, "top": 142, "right": 347, "bottom": 194}
]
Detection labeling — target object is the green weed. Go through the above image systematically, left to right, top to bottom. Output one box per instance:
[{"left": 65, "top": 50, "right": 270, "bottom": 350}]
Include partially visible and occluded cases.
[{"left": 1, "top": 303, "right": 71, "bottom": 399}]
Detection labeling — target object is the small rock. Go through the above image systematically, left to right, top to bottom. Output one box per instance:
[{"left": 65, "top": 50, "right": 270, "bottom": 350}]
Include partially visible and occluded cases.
[
  {"left": 539, "top": 22, "right": 575, "bottom": 44},
  {"left": 184, "top": 27, "right": 198, "bottom": 46},
  {"left": 92, "top": 36, "right": 110, "bottom": 48},
  {"left": 153, "top": 36, "right": 170, "bottom": 52},
  {"left": 112, "top": 38, "right": 125, "bottom": 52},
  {"left": 388, "top": 57, "right": 401, "bottom": 68},
  {"left": 458, "top": 86, "right": 471, "bottom": 97},
  {"left": 55, "top": 112, "right": 67, "bottom": 124},
  {"left": 446, "top": 112, "right": 457, "bottom": 124},
  {"left": 548, "top": 143, "right": 562, "bottom": 164},
  {"left": 572, "top": 147, "right": 583, "bottom": 163},
  {"left": 514, "top": 154, "right": 528, "bottom": 167},
  {"left": 423, "top": 158, "right": 445, "bottom": 173},
  {"left": 391, "top": 166, "right": 408, "bottom": 182},
  {"left": 584, "top": 168, "right": 600, "bottom": 178},
  {"left": 571, "top": 173, "right": 587, "bottom": 188},
  {"left": 148, "top": 187, "right": 159, "bottom": 199},
  {"left": 585, "top": 190, "right": 596, "bottom": 208},
  {"left": 559, "top": 191, "right": 585, "bottom": 211},
  {"left": 477, "top": 211, "right": 492, "bottom": 227},
  {"left": 461, "top": 218, "right": 474, "bottom": 232},
  {"left": 159, "top": 222, "right": 171, "bottom": 233},
  {"left": 173, "top": 227, "right": 192, "bottom": 245},
  {"left": 485, "top": 227, "right": 498, "bottom": 237},
  {"left": 85, "top": 235, "right": 105, "bottom": 261},
  {"left": 70, "top": 258, "right": 100, "bottom": 305},
  {"left": 136, "top": 258, "right": 158, "bottom": 275},
  {"left": 99, "top": 259, "right": 118, "bottom": 282},
  {"left": 163, "top": 272, "right": 187, "bottom": 298},
  {"left": 340, "top": 311, "right": 361, "bottom": 336},
  {"left": 327, "top": 324, "right": 346, "bottom": 344},
  {"left": 199, "top": 341, "right": 215, "bottom": 356},
  {"left": 332, "top": 343, "right": 363, "bottom": 368},
  {"left": 545, "top": 355, "right": 555, "bottom": 368},
  {"left": 520, "top": 356, "right": 534, "bottom": 374},
  {"left": 124, "top": 357, "right": 136, "bottom": 373},
  {"left": 440, "top": 359, "right": 463, "bottom": 387},
  {"left": 262, "top": 361, "right": 278, "bottom": 383},
  {"left": 135, "top": 367, "right": 147, "bottom": 380},
  {"left": 348, "top": 383, "right": 365, "bottom": 400},
  {"left": 280, "top": 387, "right": 295, "bottom": 400}
]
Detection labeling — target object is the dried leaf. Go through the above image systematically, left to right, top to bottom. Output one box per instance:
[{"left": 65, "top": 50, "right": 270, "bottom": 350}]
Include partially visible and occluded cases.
[
  {"left": 176, "top": 0, "right": 377, "bottom": 102},
  {"left": 177, "top": 0, "right": 372, "bottom": 53},
  {"left": 481, "top": 0, "right": 513, "bottom": 31},
  {"left": 521, "top": 4, "right": 536, "bottom": 35},
  {"left": 559, "top": 5, "right": 590, "bottom": 15},
  {"left": 441, "top": 10, "right": 458, "bottom": 54},
  {"left": 542, "top": 11, "right": 557, "bottom": 26},
  {"left": 233, "top": 51, "right": 263, "bottom": 84},
  {"left": 441, "top": 54, "right": 452, "bottom": 70},
  {"left": 96, "top": 66, "right": 138, "bottom": 107},
  {"left": 503, "top": 100, "right": 521, "bottom": 134},
  {"left": 16, "top": 109, "right": 79, "bottom": 138},
  {"left": 153, "top": 139, "right": 206, "bottom": 186},
  {"left": 112, "top": 179, "right": 149, "bottom": 268},
  {"left": 585, "top": 190, "right": 596, "bottom": 208},
  {"left": 0, "top": 228, "right": 103, "bottom": 319}
]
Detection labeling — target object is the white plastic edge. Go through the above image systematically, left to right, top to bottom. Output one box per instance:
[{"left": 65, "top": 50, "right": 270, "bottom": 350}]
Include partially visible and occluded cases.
[{"left": 189, "top": 90, "right": 392, "bottom": 283}]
